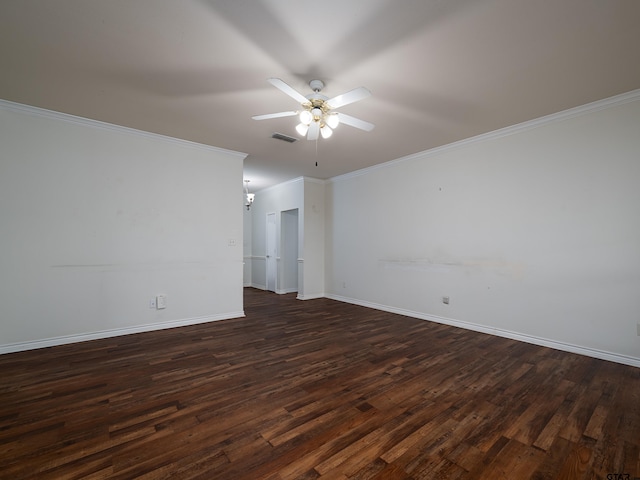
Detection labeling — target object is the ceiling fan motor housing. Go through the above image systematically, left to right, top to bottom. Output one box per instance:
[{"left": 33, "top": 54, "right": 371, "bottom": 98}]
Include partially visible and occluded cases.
[{"left": 303, "top": 88, "right": 331, "bottom": 124}]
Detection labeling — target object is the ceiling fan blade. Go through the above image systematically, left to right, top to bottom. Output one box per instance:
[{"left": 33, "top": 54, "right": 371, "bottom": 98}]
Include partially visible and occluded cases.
[
  {"left": 268, "top": 78, "right": 309, "bottom": 105},
  {"left": 326, "top": 87, "right": 371, "bottom": 109},
  {"left": 252, "top": 111, "right": 297, "bottom": 121},
  {"left": 337, "top": 113, "right": 375, "bottom": 132},
  {"left": 307, "top": 122, "right": 320, "bottom": 140}
]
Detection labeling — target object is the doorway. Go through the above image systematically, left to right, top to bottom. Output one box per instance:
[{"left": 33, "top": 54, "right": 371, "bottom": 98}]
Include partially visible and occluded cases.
[
  {"left": 280, "top": 209, "right": 299, "bottom": 293},
  {"left": 266, "top": 212, "right": 277, "bottom": 292}
]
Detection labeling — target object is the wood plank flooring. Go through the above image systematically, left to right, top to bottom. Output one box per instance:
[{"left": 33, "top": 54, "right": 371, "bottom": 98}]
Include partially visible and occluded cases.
[{"left": 1, "top": 288, "right": 639, "bottom": 479}]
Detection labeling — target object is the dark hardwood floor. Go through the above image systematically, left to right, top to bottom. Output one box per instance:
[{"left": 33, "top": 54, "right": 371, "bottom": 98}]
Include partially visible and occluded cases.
[{"left": 1, "top": 288, "right": 639, "bottom": 479}]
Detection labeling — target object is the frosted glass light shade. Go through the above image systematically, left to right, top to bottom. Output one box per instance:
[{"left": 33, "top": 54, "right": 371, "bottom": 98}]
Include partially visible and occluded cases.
[
  {"left": 299, "top": 110, "right": 312, "bottom": 125},
  {"left": 326, "top": 113, "right": 339, "bottom": 129},
  {"left": 296, "top": 123, "right": 309, "bottom": 136},
  {"left": 320, "top": 125, "right": 333, "bottom": 139}
]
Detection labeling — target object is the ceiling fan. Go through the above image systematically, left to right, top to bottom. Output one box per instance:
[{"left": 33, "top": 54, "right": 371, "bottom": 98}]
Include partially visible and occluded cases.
[{"left": 252, "top": 78, "right": 375, "bottom": 140}]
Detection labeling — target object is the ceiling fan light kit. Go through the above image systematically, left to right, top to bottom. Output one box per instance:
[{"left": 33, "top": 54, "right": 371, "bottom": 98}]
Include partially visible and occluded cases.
[
  {"left": 252, "top": 78, "right": 374, "bottom": 141},
  {"left": 299, "top": 110, "right": 313, "bottom": 124},
  {"left": 326, "top": 113, "right": 339, "bottom": 129},
  {"left": 295, "top": 123, "right": 309, "bottom": 136}
]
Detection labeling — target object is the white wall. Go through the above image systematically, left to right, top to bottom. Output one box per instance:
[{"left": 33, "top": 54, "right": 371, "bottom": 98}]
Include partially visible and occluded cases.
[
  {"left": 326, "top": 91, "right": 640, "bottom": 367},
  {"left": 0, "top": 101, "right": 246, "bottom": 353},
  {"left": 247, "top": 177, "right": 324, "bottom": 299},
  {"left": 248, "top": 177, "right": 304, "bottom": 291},
  {"left": 301, "top": 178, "right": 325, "bottom": 299}
]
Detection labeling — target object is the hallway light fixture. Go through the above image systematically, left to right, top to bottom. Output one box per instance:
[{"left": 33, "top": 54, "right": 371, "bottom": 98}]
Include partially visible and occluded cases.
[{"left": 244, "top": 180, "right": 255, "bottom": 210}]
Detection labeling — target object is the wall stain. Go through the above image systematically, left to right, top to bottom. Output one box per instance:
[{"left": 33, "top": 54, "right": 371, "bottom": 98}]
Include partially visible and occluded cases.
[{"left": 378, "top": 257, "right": 526, "bottom": 278}]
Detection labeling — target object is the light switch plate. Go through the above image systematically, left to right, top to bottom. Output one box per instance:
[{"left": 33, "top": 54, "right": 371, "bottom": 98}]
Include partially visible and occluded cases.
[{"left": 156, "top": 294, "right": 166, "bottom": 309}]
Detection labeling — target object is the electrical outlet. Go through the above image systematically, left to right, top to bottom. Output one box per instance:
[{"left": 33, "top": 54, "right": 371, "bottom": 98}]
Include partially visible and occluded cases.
[
  {"left": 442, "top": 296, "right": 450, "bottom": 305},
  {"left": 149, "top": 298, "right": 156, "bottom": 309}
]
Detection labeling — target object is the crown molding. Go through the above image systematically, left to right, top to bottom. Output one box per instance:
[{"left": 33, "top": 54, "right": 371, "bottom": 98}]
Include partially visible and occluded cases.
[
  {"left": 329, "top": 88, "right": 640, "bottom": 184},
  {"left": 0, "top": 99, "right": 248, "bottom": 159},
  {"left": 252, "top": 176, "right": 326, "bottom": 194},
  {"left": 255, "top": 176, "right": 304, "bottom": 195},
  {"left": 303, "top": 176, "right": 326, "bottom": 185}
]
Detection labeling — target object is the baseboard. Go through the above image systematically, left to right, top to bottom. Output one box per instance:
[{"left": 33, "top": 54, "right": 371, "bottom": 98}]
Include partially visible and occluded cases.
[
  {"left": 248, "top": 284, "right": 298, "bottom": 295},
  {"left": 248, "top": 285, "right": 313, "bottom": 298},
  {"left": 276, "top": 288, "right": 298, "bottom": 294},
  {"left": 297, "top": 293, "right": 325, "bottom": 300},
  {"left": 326, "top": 294, "right": 640, "bottom": 369},
  {"left": 0, "top": 311, "right": 245, "bottom": 355}
]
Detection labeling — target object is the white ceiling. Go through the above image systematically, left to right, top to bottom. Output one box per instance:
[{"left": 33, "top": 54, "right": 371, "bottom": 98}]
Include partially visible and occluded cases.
[{"left": 1, "top": 0, "right": 639, "bottom": 191}]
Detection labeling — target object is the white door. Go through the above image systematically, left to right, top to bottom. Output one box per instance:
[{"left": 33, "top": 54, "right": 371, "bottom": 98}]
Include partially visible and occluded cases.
[{"left": 266, "top": 212, "right": 277, "bottom": 292}]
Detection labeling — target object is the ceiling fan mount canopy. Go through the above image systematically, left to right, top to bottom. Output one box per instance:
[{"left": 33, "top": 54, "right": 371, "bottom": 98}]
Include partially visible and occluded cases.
[
  {"left": 252, "top": 77, "right": 375, "bottom": 141},
  {"left": 309, "top": 79, "right": 325, "bottom": 92}
]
